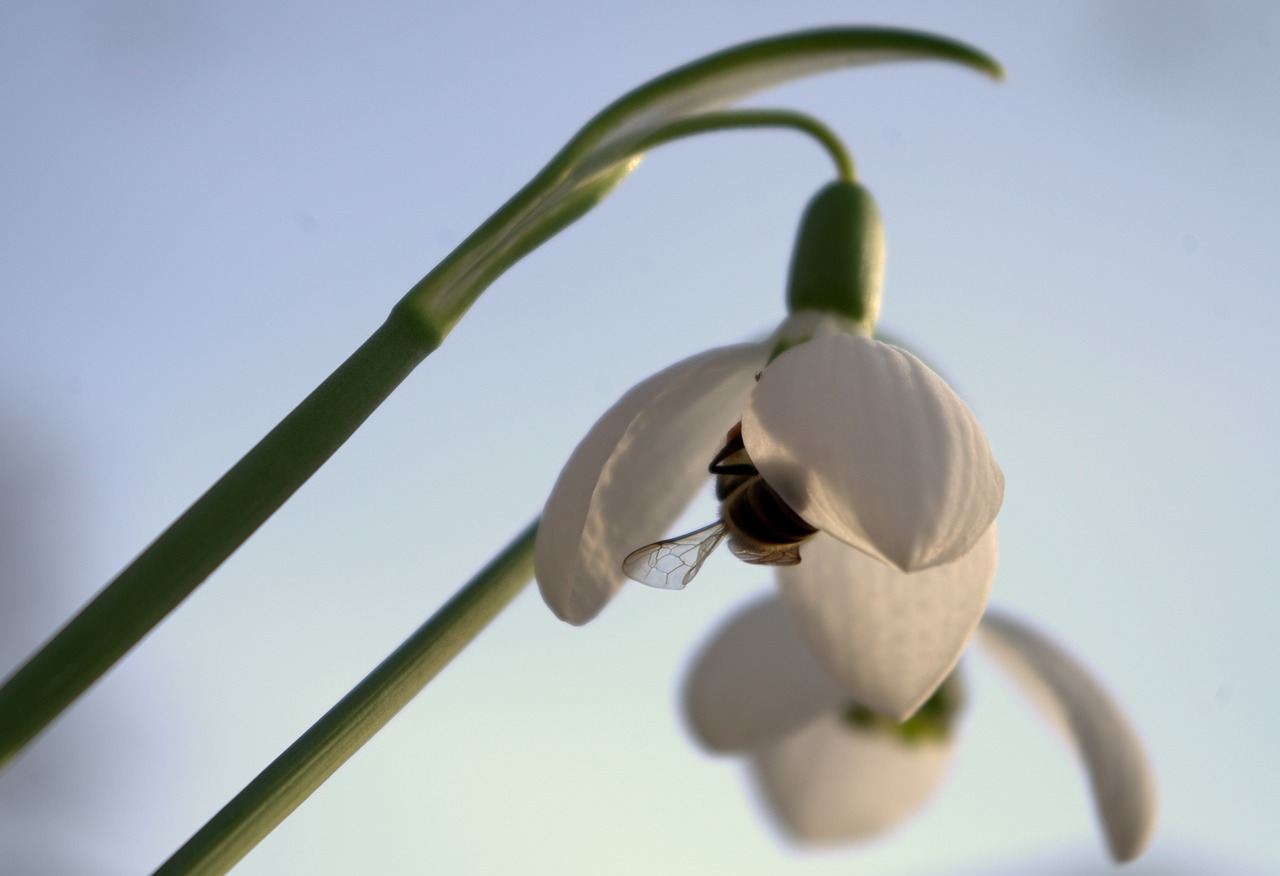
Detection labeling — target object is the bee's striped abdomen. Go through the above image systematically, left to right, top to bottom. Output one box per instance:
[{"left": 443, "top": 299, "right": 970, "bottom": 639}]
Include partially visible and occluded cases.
[{"left": 722, "top": 477, "right": 818, "bottom": 547}]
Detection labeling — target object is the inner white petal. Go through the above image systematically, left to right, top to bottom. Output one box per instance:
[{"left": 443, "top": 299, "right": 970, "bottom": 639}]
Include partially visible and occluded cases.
[{"left": 751, "top": 711, "right": 956, "bottom": 844}]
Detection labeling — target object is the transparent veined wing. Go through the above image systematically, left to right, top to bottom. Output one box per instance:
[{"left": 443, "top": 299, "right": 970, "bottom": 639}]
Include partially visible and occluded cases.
[
  {"left": 623, "top": 521, "right": 729, "bottom": 590},
  {"left": 727, "top": 539, "right": 804, "bottom": 566}
]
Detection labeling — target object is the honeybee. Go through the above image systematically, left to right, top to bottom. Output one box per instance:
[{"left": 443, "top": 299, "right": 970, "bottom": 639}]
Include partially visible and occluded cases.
[{"left": 622, "top": 422, "right": 818, "bottom": 590}]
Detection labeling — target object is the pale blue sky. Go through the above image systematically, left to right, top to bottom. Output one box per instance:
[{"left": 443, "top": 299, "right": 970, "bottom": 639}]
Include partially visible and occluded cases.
[{"left": 2, "top": 2, "right": 1277, "bottom": 874}]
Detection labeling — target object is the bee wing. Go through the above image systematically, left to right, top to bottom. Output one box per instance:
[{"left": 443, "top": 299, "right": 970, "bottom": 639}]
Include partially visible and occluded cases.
[
  {"left": 622, "top": 521, "right": 729, "bottom": 590},
  {"left": 727, "top": 540, "right": 803, "bottom": 567}
]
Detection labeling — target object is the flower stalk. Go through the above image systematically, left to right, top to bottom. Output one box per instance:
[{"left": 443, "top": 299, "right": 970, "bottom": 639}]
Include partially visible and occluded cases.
[
  {"left": 634, "top": 109, "right": 857, "bottom": 181},
  {"left": 152, "top": 521, "right": 538, "bottom": 876}
]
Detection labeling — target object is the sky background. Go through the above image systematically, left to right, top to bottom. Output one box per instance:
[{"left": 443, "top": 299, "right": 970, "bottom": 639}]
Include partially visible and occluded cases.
[{"left": 1, "top": 2, "right": 1277, "bottom": 874}]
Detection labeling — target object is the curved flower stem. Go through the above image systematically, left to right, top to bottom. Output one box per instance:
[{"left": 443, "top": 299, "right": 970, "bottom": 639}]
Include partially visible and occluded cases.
[
  {"left": 0, "top": 27, "right": 1001, "bottom": 768},
  {"left": 390, "top": 27, "right": 1001, "bottom": 338},
  {"left": 635, "top": 109, "right": 857, "bottom": 181},
  {"left": 152, "top": 520, "right": 538, "bottom": 876}
]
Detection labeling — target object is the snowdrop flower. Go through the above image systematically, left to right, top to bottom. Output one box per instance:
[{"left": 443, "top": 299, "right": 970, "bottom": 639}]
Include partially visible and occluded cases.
[
  {"left": 534, "top": 180, "right": 1005, "bottom": 683},
  {"left": 683, "top": 595, "right": 1158, "bottom": 863}
]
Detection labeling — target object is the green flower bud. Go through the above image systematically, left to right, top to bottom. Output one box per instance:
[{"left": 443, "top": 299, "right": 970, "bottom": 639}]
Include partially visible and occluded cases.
[{"left": 786, "top": 180, "right": 885, "bottom": 332}]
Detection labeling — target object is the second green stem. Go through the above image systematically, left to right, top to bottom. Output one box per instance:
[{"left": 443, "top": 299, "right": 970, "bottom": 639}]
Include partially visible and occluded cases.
[{"left": 153, "top": 520, "right": 538, "bottom": 876}]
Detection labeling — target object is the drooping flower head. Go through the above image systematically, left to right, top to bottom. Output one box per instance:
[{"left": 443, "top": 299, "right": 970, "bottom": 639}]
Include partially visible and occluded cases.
[{"left": 534, "top": 178, "right": 1003, "bottom": 716}]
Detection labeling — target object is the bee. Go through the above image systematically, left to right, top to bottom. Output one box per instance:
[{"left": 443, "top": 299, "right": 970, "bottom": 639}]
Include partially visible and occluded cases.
[{"left": 622, "top": 422, "right": 818, "bottom": 590}]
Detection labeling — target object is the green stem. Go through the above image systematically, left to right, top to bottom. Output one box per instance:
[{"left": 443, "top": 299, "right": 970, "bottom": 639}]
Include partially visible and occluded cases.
[
  {"left": 635, "top": 109, "right": 857, "bottom": 181},
  {"left": 0, "top": 310, "right": 441, "bottom": 767},
  {"left": 152, "top": 520, "right": 538, "bottom": 876}
]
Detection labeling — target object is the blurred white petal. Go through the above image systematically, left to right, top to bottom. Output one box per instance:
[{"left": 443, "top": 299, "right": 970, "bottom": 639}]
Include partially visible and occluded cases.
[
  {"left": 742, "top": 333, "right": 1003, "bottom": 571},
  {"left": 535, "top": 344, "right": 765, "bottom": 623},
  {"left": 777, "top": 527, "right": 997, "bottom": 720},
  {"left": 683, "top": 597, "right": 846, "bottom": 752},
  {"left": 979, "top": 610, "right": 1158, "bottom": 863},
  {"left": 752, "top": 712, "right": 956, "bottom": 844}
]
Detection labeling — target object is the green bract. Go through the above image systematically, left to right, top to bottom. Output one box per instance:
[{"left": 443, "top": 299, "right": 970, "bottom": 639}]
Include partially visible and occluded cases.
[{"left": 400, "top": 27, "right": 1002, "bottom": 338}]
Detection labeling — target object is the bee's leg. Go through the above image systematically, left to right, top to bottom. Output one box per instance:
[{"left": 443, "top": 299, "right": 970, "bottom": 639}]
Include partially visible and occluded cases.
[
  {"left": 709, "top": 438, "right": 757, "bottom": 476},
  {"left": 709, "top": 461, "right": 756, "bottom": 476}
]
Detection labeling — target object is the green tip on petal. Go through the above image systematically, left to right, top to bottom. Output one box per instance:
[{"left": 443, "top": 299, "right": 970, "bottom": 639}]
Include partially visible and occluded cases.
[{"left": 786, "top": 181, "right": 884, "bottom": 331}]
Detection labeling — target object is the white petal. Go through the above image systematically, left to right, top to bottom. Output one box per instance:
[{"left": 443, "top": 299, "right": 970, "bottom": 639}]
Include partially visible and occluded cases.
[
  {"left": 742, "top": 333, "right": 1003, "bottom": 572},
  {"left": 534, "top": 344, "right": 765, "bottom": 624},
  {"left": 777, "top": 527, "right": 997, "bottom": 720},
  {"left": 682, "top": 597, "right": 847, "bottom": 752},
  {"left": 978, "top": 610, "right": 1158, "bottom": 862},
  {"left": 752, "top": 712, "right": 956, "bottom": 844}
]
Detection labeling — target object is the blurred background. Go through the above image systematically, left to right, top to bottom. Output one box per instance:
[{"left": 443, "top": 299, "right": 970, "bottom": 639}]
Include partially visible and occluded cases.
[{"left": 1, "top": 2, "right": 1276, "bottom": 873}]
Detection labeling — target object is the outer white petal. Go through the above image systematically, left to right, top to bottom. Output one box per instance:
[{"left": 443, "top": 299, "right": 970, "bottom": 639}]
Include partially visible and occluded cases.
[
  {"left": 742, "top": 333, "right": 1003, "bottom": 572},
  {"left": 535, "top": 343, "right": 766, "bottom": 624},
  {"left": 777, "top": 527, "right": 997, "bottom": 721},
  {"left": 682, "top": 597, "right": 847, "bottom": 752},
  {"left": 978, "top": 610, "right": 1158, "bottom": 863},
  {"left": 751, "top": 712, "right": 956, "bottom": 844}
]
